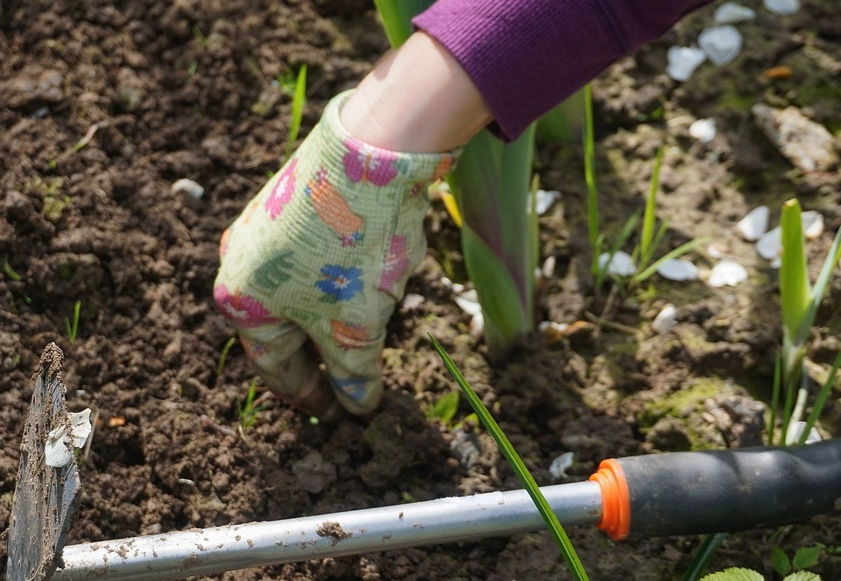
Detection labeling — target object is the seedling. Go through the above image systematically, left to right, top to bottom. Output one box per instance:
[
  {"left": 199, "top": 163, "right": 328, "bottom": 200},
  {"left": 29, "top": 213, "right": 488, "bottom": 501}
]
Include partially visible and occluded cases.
[
  {"left": 284, "top": 64, "right": 307, "bottom": 159},
  {"left": 593, "top": 146, "right": 704, "bottom": 305},
  {"left": 770, "top": 198, "right": 841, "bottom": 445},
  {"left": 2, "top": 257, "right": 22, "bottom": 281},
  {"left": 64, "top": 300, "right": 81, "bottom": 345},
  {"left": 429, "top": 334, "right": 590, "bottom": 581},
  {"left": 216, "top": 336, "right": 237, "bottom": 377},
  {"left": 237, "top": 379, "right": 270, "bottom": 430},
  {"left": 425, "top": 390, "right": 478, "bottom": 429}
]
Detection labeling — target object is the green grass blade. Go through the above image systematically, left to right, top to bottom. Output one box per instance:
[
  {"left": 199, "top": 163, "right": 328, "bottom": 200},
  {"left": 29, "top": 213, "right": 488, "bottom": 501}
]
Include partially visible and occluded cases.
[
  {"left": 285, "top": 64, "right": 307, "bottom": 158},
  {"left": 583, "top": 84, "right": 599, "bottom": 256},
  {"left": 639, "top": 147, "right": 664, "bottom": 265},
  {"left": 798, "top": 223, "right": 841, "bottom": 343},
  {"left": 634, "top": 237, "right": 707, "bottom": 284},
  {"left": 429, "top": 334, "right": 589, "bottom": 581},
  {"left": 798, "top": 346, "right": 841, "bottom": 445},
  {"left": 768, "top": 351, "right": 782, "bottom": 445},
  {"left": 682, "top": 533, "right": 729, "bottom": 581}
]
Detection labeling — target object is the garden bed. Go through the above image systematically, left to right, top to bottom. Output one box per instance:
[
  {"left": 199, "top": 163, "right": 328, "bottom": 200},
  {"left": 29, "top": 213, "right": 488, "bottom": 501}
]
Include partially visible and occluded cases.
[{"left": 2, "top": 1, "right": 841, "bottom": 579}]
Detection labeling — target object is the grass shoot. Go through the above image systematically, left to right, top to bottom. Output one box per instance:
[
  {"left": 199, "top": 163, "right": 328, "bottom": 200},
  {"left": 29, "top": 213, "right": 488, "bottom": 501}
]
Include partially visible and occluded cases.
[
  {"left": 284, "top": 64, "right": 308, "bottom": 159},
  {"left": 772, "top": 198, "right": 841, "bottom": 444},
  {"left": 65, "top": 300, "right": 81, "bottom": 345},
  {"left": 429, "top": 333, "right": 589, "bottom": 581},
  {"left": 216, "top": 336, "right": 237, "bottom": 377},
  {"left": 238, "top": 379, "right": 270, "bottom": 430}
]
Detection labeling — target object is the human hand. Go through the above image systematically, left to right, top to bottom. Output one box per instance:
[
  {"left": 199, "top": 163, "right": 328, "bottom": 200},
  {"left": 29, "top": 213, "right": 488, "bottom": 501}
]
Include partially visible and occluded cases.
[{"left": 214, "top": 92, "right": 457, "bottom": 418}]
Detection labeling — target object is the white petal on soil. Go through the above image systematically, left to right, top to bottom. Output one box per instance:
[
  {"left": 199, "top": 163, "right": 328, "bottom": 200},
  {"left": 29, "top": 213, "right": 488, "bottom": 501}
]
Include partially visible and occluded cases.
[
  {"left": 764, "top": 0, "right": 800, "bottom": 15},
  {"left": 714, "top": 2, "right": 757, "bottom": 23},
  {"left": 698, "top": 25, "right": 743, "bottom": 66},
  {"left": 666, "top": 46, "right": 707, "bottom": 82},
  {"left": 689, "top": 118, "right": 717, "bottom": 143},
  {"left": 171, "top": 178, "right": 205, "bottom": 200},
  {"left": 534, "top": 189, "right": 561, "bottom": 215},
  {"left": 736, "top": 205, "right": 769, "bottom": 241},
  {"left": 801, "top": 210, "right": 824, "bottom": 239},
  {"left": 755, "top": 226, "right": 782, "bottom": 261},
  {"left": 598, "top": 251, "right": 637, "bottom": 277},
  {"left": 657, "top": 258, "right": 699, "bottom": 281},
  {"left": 707, "top": 260, "right": 748, "bottom": 287},
  {"left": 453, "top": 289, "right": 482, "bottom": 317},
  {"left": 453, "top": 289, "right": 485, "bottom": 335},
  {"left": 652, "top": 303, "right": 677, "bottom": 334},
  {"left": 45, "top": 408, "right": 93, "bottom": 468},
  {"left": 785, "top": 421, "right": 821, "bottom": 445},
  {"left": 549, "top": 451, "right": 575, "bottom": 481}
]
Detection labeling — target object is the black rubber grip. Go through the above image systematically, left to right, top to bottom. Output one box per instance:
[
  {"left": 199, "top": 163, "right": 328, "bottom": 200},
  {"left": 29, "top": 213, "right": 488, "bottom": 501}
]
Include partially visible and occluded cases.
[{"left": 617, "top": 439, "right": 841, "bottom": 538}]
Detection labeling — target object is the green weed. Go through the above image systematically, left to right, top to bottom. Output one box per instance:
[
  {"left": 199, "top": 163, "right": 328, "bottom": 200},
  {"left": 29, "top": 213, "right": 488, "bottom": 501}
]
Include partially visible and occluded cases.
[
  {"left": 65, "top": 300, "right": 81, "bottom": 345},
  {"left": 429, "top": 334, "right": 589, "bottom": 581},
  {"left": 216, "top": 336, "right": 237, "bottom": 377},
  {"left": 238, "top": 379, "right": 270, "bottom": 430}
]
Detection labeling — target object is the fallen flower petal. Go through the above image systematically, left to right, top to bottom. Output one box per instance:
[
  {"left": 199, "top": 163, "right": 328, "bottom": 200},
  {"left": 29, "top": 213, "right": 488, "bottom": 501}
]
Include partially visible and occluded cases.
[
  {"left": 736, "top": 205, "right": 769, "bottom": 241},
  {"left": 599, "top": 251, "right": 637, "bottom": 277},
  {"left": 657, "top": 258, "right": 699, "bottom": 281},
  {"left": 707, "top": 260, "right": 748, "bottom": 287}
]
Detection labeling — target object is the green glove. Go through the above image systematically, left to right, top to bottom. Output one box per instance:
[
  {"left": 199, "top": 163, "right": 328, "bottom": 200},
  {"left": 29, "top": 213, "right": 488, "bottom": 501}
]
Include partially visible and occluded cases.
[{"left": 214, "top": 91, "right": 458, "bottom": 417}]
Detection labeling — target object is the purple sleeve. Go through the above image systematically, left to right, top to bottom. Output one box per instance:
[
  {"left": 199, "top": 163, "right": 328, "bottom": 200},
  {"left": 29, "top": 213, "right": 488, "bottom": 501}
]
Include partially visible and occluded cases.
[{"left": 413, "top": 0, "right": 714, "bottom": 141}]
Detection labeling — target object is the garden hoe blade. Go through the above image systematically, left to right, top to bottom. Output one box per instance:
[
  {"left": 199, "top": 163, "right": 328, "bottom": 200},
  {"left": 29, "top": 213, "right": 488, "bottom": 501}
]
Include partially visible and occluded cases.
[{"left": 7, "top": 343, "right": 81, "bottom": 581}]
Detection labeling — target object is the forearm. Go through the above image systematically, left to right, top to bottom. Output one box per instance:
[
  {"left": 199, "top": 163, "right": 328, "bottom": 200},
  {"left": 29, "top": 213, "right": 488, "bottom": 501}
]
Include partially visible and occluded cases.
[{"left": 414, "top": 0, "right": 715, "bottom": 141}]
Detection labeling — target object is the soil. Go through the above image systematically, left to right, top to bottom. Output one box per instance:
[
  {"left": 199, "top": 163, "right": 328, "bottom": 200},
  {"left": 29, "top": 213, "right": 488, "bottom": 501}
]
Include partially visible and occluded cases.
[{"left": 2, "top": 1, "right": 841, "bottom": 580}]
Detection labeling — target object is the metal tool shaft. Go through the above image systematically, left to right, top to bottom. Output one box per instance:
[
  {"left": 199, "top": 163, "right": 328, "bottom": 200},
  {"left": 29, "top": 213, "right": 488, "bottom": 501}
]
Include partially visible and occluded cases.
[{"left": 55, "top": 481, "right": 602, "bottom": 581}]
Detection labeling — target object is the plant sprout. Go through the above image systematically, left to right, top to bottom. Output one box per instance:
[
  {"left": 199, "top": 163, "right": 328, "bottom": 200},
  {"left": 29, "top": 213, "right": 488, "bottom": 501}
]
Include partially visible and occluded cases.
[
  {"left": 284, "top": 64, "right": 308, "bottom": 159},
  {"left": 771, "top": 198, "right": 841, "bottom": 445},
  {"left": 65, "top": 300, "right": 81, "bottom": 345},
  {"left": 429, "top": 334, "right": 589, "bottom": 581},
  {"left": 216, "top": 336, "right": 237, "bottom": 377},
  {"left": 238, "top": 379, "right": 270, "bottom": 430}
]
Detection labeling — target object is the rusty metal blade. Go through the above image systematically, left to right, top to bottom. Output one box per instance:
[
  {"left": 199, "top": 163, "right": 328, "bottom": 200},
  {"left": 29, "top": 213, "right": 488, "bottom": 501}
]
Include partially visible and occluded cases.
[{"left": 7, "top": 343, "right": 81, "bottom": 581}]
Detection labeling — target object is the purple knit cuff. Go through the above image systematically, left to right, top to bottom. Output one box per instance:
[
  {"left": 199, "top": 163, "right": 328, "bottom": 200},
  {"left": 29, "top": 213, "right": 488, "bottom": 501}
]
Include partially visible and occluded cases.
[{"left": 414, "top": 0, "right": 713, "bottom": 141}]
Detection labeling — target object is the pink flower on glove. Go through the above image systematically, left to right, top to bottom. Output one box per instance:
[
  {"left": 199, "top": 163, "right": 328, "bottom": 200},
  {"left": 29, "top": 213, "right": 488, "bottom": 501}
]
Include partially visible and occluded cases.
[
  {"left": 343, "top": 140, "right": 398, "bottom": 186},
  {"left": 265, "top": 159, "right": 297, "bottom": 220},
  {"left": 378, "top": 235, "right": 410, "bottom": 294},
  {"left": 214, "top": 284, "right": 279, "bottom": 328}
]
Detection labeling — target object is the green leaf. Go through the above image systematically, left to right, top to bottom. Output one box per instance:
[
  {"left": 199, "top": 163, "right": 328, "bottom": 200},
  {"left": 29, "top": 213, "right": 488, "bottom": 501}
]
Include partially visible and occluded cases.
[
  {"left": 373, "top": 0, "right": 436, "bottom": 47},
  {"left": 639, "top": 146, "right": 664, "bottom": 266},
  {"left": 779, "top": 199, "right": 811, "bottom": 347},
  {"left": 460, "top": 226, "right": 531, "bottom": 353},
  {"left": 428, "top": 334, "right": 589, "bottom": 581},
  {"left": 427, "top": 390, "right": 460, "bottom": 424},
  {"left": 792, "top": 545, "right": 823, "bottom": 570},
  {"left": 772, "top": 546, "right": 792, "bottom": 576},
  {"left": 700, "top": 567, "right": 764, "bottom": 581},
  {"left": 784, "top": 572, "right": 822, "bottom": 581}
]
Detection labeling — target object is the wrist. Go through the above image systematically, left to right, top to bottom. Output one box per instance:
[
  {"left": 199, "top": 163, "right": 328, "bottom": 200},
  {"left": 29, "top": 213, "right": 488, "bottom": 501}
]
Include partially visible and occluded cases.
[{"left": 340, "top": 32, "right": 492, "bottom": 153}]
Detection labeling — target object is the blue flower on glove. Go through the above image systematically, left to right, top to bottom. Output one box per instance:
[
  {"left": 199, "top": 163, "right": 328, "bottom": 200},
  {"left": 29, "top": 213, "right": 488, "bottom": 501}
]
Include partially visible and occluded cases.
[{"left": 316, "top": 264, "right": 364, "bottom": 302}]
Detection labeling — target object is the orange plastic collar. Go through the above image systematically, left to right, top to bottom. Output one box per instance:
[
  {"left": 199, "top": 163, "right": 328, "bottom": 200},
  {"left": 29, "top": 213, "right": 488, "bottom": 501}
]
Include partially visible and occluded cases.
[{"left": 589, "top": 458, "right": 631, "bottom": 541}]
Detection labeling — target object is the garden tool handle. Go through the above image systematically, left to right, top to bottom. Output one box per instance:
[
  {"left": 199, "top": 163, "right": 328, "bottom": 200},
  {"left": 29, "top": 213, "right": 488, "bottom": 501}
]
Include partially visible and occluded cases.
[{"left": 590, "top": 439, "right": 841, "bottom": 540}]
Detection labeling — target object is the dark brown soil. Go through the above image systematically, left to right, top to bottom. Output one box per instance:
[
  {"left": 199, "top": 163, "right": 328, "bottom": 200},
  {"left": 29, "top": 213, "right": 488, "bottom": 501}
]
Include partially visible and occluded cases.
[{"left": 2, "top": 1, "right": 841, "bottom": 580}]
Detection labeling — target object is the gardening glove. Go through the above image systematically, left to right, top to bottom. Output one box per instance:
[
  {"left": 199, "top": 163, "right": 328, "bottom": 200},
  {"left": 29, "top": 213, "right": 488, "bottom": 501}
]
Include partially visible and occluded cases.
[{"left": 214, "top": 91, "right": 458, "bottom": 418}]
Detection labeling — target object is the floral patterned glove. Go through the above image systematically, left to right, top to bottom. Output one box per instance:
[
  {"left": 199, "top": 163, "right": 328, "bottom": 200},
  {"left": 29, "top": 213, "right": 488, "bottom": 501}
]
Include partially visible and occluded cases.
[{"left": 214, "top": 91, "right": 458, "bottom": 417}]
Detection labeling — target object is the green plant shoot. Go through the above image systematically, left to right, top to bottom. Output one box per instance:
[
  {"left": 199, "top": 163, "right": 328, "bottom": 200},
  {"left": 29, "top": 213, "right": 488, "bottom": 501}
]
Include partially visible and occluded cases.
[
  {"left": 285, "top": 64, "right": 308, "bottom": 158},
  {"left": 775, "top": 198, "right": 841, "bottom": 444},
  {"left": 65, "top": 300, "right": 81, "bottom": 345},
  {"left": 429, "top": 334, "right": 589, "bottom": 581},
  {"left": 217, "top": 336, "right": 237, "bottom": 377},
  {"left": 238, "top": 379, "right": 270, "bottom": 430}
]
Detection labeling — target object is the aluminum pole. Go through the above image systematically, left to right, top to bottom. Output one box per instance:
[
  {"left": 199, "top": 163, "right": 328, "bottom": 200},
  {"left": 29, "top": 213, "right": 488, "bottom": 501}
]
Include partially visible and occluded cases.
[{"left": 55, "top": 481, "right": 603, "bottom": 581}]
